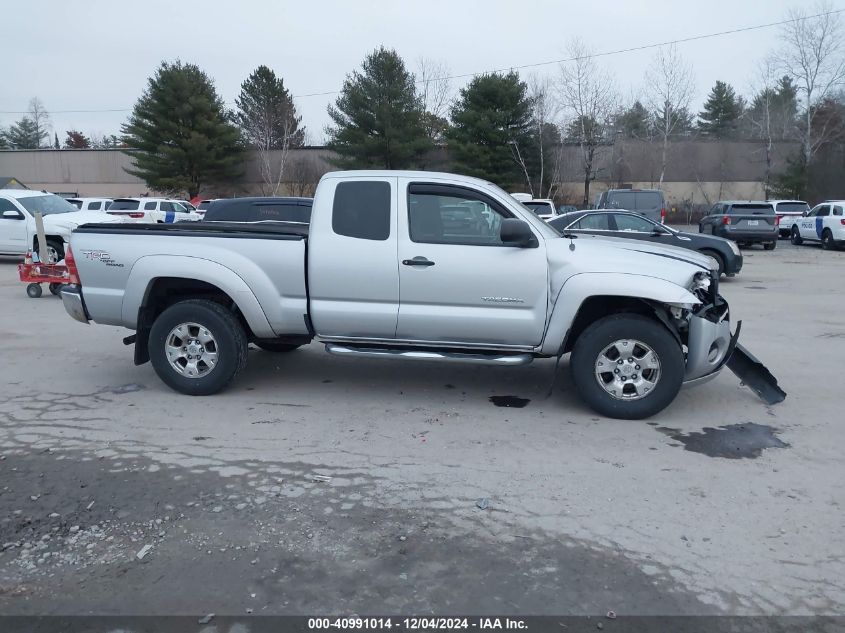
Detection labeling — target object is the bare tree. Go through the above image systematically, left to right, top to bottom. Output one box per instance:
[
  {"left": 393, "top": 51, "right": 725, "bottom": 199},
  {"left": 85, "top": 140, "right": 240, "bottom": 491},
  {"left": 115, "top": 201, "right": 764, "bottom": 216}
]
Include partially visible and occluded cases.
[
  {"left": 777, "top": 0, "right": 845, "bottom": 164},
  {"left": 557, "top": 38, "right": 618, "bottom": 207},
  {"left": 644, "top": 44, "right": 695, "bottom": 188},
  {"left": 417, "top": 57, "right": 452, "bottom": 142},
  {"left": 747, "top": 58, "right": 779, "bottom": 197},
  {"left": 527, "top": 74, "right": 560, "bottom": 198},
  {"left": 26, "top": 97, "right": 52, "bottom": 148},
  {"left": 288, "top": 153, "right": 329, "bottom": 197}
]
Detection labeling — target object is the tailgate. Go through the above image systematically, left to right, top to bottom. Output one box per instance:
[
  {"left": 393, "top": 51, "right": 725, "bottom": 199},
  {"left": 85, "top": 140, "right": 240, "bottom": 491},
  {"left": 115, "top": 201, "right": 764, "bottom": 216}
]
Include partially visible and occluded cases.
[{"left": 728, "top": 205, "right": 777, "bottom": 232}]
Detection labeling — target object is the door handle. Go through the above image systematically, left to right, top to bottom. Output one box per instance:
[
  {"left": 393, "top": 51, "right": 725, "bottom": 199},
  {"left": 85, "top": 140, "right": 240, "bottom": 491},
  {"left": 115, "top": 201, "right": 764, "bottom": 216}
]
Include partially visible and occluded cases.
[{"left": 402, "top": 257, "right": 435, "bottom": 267}]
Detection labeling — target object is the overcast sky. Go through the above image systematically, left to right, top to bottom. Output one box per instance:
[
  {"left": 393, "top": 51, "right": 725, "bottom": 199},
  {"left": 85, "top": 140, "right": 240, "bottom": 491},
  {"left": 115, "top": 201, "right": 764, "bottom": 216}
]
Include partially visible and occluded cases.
[{"left": 2, "top": 0, "right": 835, "bottom": 145}]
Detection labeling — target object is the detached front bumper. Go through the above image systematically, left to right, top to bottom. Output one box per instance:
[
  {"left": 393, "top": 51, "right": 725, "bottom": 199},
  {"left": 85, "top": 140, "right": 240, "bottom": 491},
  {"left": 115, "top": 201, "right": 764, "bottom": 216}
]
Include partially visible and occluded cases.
[
  {"left": 61, "top": 285, "right": 90, "bottom": 324},
  {"left": 681, "top": 294, "right": 786, "bottom": 405}
]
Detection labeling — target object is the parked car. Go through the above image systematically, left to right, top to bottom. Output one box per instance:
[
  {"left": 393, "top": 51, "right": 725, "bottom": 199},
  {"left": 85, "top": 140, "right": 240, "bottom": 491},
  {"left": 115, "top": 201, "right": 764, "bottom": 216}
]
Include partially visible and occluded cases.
[
  {"left": 59, "top": 170, "right": 783, "bottom": 420},
  {"left": 0, "top": 189, "right": 124, "bottom": 261},
  {"left": 596, "top": 189, "right": 667, "bottom": 223},
  {"left": 67, "top": 197, "right": 113, "bottom": 212},
  {"left": 202, "top": 197, "right": 312, "bottom": 224},
  {"left": 106, "top": 198, "right": 201, "bottom": 223},
  {"left": 173, "top": 199, "right": 197, "bottom": 213},
  {"left": 195, "top": 199, "right": 217, "bottom": 218},
  {"left": 521, "top": 199, "right": 557, "bottom": 220},
  {"left": 769, "top": 199, "right": 810, "bottom": 238},
  {"left": 698, "top": 201, "right": 778, "bottom": 249},
  {"left": 790, "top": 201, "right": 845, "bottom": 249},
  {"left": 558, "top": 204, "right": 578, "bottom": 214},
  {"left": 548, "top": 210, "right": 743, "bottom": 277}
]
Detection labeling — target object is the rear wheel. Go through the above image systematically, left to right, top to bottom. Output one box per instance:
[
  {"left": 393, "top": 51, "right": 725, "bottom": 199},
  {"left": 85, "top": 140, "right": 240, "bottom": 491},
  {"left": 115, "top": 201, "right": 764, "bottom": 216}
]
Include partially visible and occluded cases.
[
  {"left": 791, "top": 226, "right": 804, "bottom": 245},
  {"left": 822, "top": 229, "right": 834, "bottom": 250},
  {"left": 763, "top": 241, "right": 777, "bottom": 251},
  {"left": 699, "top": 249, "right": 725, "bottom": 276},
  {"left": 48, "top": 282, "right": 63, "bottom": 295},
  {"left": 26, "top": 283, "right": 42, "bottom": 298},
  {"left": 148, "top": 299, "right": 248, "bottom": 395},
  {"left": 570, "top": 314, "right": 684, "bottom": 420}
]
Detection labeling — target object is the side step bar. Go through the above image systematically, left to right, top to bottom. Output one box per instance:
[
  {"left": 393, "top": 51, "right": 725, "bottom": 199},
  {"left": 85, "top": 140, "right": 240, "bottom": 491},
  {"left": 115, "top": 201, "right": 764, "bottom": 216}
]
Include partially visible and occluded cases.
[{"left": 325, "top": 343, "right": 534, "bottom": 366}]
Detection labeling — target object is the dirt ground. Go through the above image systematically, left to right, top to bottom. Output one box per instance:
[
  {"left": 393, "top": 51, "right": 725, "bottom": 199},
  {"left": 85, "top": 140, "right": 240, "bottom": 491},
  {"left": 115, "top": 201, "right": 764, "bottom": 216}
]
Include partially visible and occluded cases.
[{"left": 0, "top": 237, "right": 843, "bottom": 617}]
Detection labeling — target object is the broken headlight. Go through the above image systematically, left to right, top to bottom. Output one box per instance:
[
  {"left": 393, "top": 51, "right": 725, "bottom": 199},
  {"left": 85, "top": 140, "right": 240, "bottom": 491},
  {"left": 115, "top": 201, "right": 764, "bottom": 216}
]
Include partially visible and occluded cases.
[{"left": 691, "top": 271, "right": 711, "bottom": 293}]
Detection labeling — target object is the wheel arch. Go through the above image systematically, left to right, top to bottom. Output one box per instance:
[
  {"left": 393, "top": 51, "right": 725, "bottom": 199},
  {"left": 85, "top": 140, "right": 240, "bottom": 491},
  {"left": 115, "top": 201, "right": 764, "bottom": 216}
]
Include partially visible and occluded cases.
[{"left": 541, "top": 273, "right": 699, "bottom": 356}]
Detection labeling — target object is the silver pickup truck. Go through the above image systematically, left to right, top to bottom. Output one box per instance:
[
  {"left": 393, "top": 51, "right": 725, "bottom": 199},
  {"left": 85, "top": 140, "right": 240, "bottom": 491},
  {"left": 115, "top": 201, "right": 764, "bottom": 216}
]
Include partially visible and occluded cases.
[{"left": 61, "top": 170, "right": 783, "bottom": 419}]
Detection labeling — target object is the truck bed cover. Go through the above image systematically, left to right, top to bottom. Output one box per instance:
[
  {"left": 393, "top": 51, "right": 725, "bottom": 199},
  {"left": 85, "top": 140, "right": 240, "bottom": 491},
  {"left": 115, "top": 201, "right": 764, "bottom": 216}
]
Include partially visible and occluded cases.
[{"left": 74, "top": 221, "right": 309, "bottom": 240}]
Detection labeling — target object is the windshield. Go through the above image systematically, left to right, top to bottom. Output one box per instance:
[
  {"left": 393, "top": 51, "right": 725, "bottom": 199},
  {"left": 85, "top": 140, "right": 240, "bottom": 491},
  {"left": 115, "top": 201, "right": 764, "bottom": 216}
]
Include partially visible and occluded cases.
[
  {"left": 17, "top": 194, "right": 79, "bottom": 216},
  {"left": 109, "top": 199, "right": 140, "bottom": 211},
  {"left": 776, "top": 202, "right": 809, "bottom": 213}
]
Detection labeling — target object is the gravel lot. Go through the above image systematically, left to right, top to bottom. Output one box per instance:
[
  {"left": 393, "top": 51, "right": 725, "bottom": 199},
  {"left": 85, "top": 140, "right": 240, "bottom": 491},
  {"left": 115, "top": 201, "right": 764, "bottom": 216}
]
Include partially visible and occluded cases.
[{"left": 0, "top": 237, "right": 843, "bottom": 616}]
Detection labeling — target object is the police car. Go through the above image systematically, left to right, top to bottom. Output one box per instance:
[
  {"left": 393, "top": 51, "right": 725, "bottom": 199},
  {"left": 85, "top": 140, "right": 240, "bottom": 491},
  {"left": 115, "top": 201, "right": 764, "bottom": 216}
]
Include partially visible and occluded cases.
[
  {"left": 105, "top": 198, "right": 201, "bottom": 223},
  {"left": 789, "top": 201, "right": 845, "bottom": 249}
]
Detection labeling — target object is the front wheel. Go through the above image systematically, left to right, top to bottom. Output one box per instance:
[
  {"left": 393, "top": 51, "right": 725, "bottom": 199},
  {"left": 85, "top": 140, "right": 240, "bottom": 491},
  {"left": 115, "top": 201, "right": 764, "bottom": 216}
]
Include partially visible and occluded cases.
[
  {"left": 791, "top": 227, "right": 803, "bottom": 245},
  {"left": 699, "top": 249, "right": 725, "bottom": 276},
  {"left": 148, "top": 299, "right": 248, "bottom": 395},
  {"left": 570, "top": 314, "right": 684, "bottom": 420}
]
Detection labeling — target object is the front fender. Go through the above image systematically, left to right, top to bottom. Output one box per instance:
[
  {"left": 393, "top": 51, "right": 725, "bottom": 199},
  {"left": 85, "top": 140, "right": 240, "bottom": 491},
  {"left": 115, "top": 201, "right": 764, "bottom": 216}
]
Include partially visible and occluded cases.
[
  {"left": 122, "top": 255, "right": 276, "bottom": 337},
  {"left": 539, "top": 272, "right": 699, "bottom": 356}
]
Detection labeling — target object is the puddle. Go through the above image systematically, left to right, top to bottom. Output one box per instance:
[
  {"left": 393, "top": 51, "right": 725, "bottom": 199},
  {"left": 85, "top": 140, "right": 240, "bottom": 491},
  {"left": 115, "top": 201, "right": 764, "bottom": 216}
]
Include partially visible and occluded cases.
[
  {"left": 103, "top": 383, "right": 146, "bottom": 395},
  {"left": 489, "top": 395, "right": 530, "bottom": 408},
  {"left": 660, "top": 423, "right": 789, "bottom": 459}
]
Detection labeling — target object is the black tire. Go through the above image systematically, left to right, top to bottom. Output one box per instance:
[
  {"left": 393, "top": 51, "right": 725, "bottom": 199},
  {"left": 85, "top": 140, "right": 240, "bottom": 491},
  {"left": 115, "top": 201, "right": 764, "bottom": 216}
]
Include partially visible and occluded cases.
[
  {"left": 791, "top": 226, "right": 803, "bottom": 245},
  {"left": 821, "top": 229, "right": 834, "bottom": 250},
  {"left": 34, "top": 238, "right": 65, "bottom": 263},
  {"left": 763, "top": 241, "right": 777, "bottom": 251},
  {"left": 699, "top": 249, "right": 725, "bottom": 276},
  {"left": 26, "top": 283, "right": 42, "bottom": 298},
  {"left": 48, "top": 283, "right": 63, "bottom": 296},
  {"left": 148, "top": 299, "right": 248, "bottom": 396},
  {"left": 570, "top": 314, "right": 684, "bottom": 420},
  {"left": 254, "top": 341, "right": 301, "bottom": 353}
]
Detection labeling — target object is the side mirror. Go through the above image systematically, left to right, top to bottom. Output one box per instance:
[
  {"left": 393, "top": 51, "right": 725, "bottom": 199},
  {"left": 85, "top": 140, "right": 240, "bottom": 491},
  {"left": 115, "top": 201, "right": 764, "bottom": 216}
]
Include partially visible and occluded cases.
[
  {"left": 2, "top": 210, "right": 23, "bottom": 219},
  {"left": 802, "top": 211, "right": 808, "bottom": 217},
  {"left": 501, "top": 218, "right": 538, "bottom": 248},
  {"left": 651, "top": 227, "right": 666, "bottom": 236}
]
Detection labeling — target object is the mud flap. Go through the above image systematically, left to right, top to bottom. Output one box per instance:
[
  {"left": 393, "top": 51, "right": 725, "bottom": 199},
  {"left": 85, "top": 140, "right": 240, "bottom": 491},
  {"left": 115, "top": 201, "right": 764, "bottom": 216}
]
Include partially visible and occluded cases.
[{"left": 726, "top": 343, "right": 787, "bottom": 405}]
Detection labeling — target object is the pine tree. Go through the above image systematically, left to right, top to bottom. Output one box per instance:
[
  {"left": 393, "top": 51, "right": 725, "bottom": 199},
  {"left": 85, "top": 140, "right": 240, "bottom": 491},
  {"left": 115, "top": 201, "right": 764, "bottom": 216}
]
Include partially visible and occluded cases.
[
  {"left": 327, "top": 47, "right": 430, "bottom": 169},
  {"left": 122, "top": 61, "right": 244, "bottom": 198},
  {"left": 236, "top": 65, "right": 304, "bottom": 149},
  {"left": 446, "top": 72, "right": 534, "bottom": 186},
  {"left": 698, "top": 81, "right": 744, "bottom": 138},
  {"left": 615, "top": 101, "right": 652, "bottom": 139},
  {"left": 5, "top": 117, "right": 44, "bottom": 149},
  {"left": 0, "top": 128, "right": 8, "bottom": 149},
  {"left": 54, "top": 133, "right": 60, "bottom": 149}
]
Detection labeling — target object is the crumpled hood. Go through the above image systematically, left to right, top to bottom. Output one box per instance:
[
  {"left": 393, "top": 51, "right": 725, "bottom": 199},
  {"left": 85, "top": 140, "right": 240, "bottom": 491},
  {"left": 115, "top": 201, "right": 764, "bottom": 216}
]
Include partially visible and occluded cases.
[
  {"left": 43, "top": 211, "right": 125, "bottom": 234},
  {"left": 547, "top": 233, "right": 714, "bottom": 290},
  {"left": 579, "top": 234, "right": 715, "bottom": 270}
]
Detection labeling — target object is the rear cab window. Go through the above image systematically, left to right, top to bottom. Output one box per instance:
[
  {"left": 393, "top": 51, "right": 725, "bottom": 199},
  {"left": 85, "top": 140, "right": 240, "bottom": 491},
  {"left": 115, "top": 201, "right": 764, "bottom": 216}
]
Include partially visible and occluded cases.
[
  {"left": 332, "top": 182, "right": 391, "bottom": 240},
  {"left": 109, "top": 199, "right": 140, "bottom": 211},
  {"left": 776, "top": 202, "right": 809, "bottom": 213},
  {"left": 728, "top": 204, "right": 774, "bottom": 215}
]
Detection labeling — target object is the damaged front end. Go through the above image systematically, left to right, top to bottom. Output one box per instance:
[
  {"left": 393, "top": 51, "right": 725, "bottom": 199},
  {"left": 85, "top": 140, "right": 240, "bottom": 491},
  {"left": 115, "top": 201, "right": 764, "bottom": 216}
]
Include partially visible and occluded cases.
[{"left": 664, "top": 270, "right": 786, "bottom": 405}]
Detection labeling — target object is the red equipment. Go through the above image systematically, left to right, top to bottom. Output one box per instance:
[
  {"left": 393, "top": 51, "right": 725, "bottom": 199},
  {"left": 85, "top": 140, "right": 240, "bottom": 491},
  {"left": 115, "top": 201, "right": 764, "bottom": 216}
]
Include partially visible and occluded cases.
[{"left": 17, "top": 251, "right": 71, "bottom": 298}]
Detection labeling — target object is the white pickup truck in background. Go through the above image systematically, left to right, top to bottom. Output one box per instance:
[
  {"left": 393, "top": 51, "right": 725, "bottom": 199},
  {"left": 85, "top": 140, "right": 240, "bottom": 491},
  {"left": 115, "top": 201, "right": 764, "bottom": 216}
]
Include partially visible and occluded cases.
[
  {"left": 60, "top": 171, "right": 785, "bottom": 419},
  {"left": 106, "top": 198, "right": 201, "bottom": 223}
]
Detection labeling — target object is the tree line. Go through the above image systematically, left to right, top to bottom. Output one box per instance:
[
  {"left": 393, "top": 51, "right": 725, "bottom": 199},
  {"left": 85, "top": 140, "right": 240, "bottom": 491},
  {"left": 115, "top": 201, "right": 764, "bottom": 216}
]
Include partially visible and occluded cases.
[{"left": 2, "top": 0, "right": 843, "bottom": 202}]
